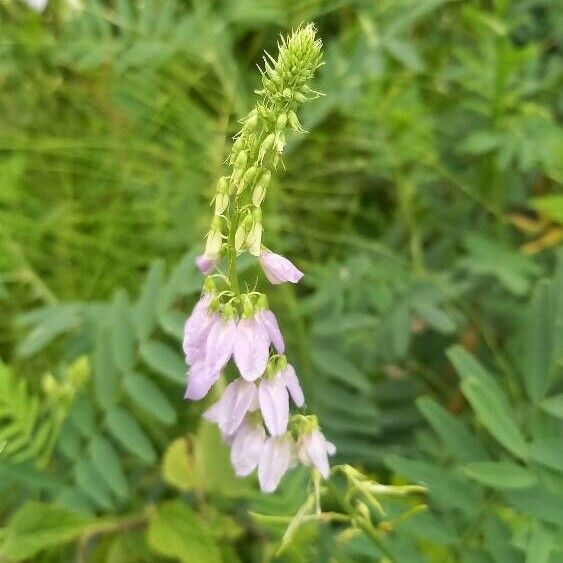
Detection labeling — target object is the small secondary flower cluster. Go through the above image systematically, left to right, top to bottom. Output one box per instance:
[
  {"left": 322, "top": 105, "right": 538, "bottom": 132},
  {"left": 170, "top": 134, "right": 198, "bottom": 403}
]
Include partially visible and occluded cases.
[{"left": 183, "top": 25, "right": 334, "bottom": 493}]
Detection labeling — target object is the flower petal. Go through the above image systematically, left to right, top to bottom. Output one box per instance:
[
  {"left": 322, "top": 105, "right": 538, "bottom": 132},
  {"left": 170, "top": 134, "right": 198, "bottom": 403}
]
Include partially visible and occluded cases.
[
  {"left": 260, "top": 251, "right": 304, "bottom": 285},
  {"left": 259, "top": 310, "right": 285, "bottom": 354},
  {"left": 205, "top": 317, "right": 237, "bottom": 376},
  {"left": 234, "top": 318, "right": 270, "bottom": 381},
  {"left": 184, "top": 361, "right": 219, "bottom": 400},
  {"left": 281, "top": 364, "right": 304, "bottom": 407},
  {"left": 258, "top": 375, "right": 289, "bottom": 436},
  {"left": 225, "top": 379, "right": 258, "bottom": 435},
  {"left": 230, "top": 419, "right": 266, "bottom": 476},
  {"left": 303, "top": 429, "right": 331, "bottom": 478},
  {"left": 258, "top": 435, "right": 292, "bottom": 493}
]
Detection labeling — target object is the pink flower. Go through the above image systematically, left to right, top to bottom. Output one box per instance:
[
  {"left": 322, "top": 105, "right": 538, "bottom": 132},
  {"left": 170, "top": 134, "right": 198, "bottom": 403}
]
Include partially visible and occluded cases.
[
  {"left": 260, "top": 251, "right": 304, "bottom": 285},
  {"left": 196, "top": 254, "right": 218, "bottom": 275},
  {"left": 183, "top": 294, "right": 215, "bottom": 365},
  {"left": 258, "top": 309, "right": 285, "bottom": 354},
  {"left": 205, "top": 316, "right": 237, "bottom": 377},
  {"left": 234, "top": 317, "right": 270, "bottom": 381},
  {"left": 184, "top": 360, "right": 220, "bottom": 400},
  {"left": 281, "top": 364, "right": 304, "bottom": 407},
  {"left": 258, "top": 372, "right": 289, "bottom": 436},
  {"left": 203, "top": 378, "right": 258, "bottom": 436},
  {"left": 230, "top": 418, "right": 266, "bottom": 476},
  {"left": 297, "top": 428, "right": 336, "bottom": 479},
  {"left": 258, "top": 434, "right": 294, "bottom": 493}
]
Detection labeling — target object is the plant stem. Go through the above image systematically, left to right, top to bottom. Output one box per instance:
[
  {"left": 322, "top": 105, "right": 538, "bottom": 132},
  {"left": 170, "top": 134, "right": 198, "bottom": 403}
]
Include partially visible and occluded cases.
[{"left": 227, "top": 204, "right": 240, "bottom": 296}]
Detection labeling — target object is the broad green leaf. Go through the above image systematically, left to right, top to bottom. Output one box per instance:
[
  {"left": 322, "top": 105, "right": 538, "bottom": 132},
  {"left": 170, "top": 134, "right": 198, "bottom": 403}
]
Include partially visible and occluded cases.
[
  {"left": 134, "top": 260, "right": 165, "bottom": 341},
  {"left": 111, "top": 290, "right": 136, "bottom": 373},
  {"left": 412, "top": 302, "right": 455, "bottom": 334},
  {"left": 93, "top": 328, "right": 119, "bottom": 410},
  {"left": 139, "top": 340, "right": 185, "bottom": 384},
  {"left": 311, "top": 348, "right": 370, "bottom": 393},
  {"left": 123, "top": 372, "right": 176, "bottom": 425},
  {"left": 461, "top": 376, "right": 528, "bottom": 460},
  {"left": 539, "top": 394, "right": 563, "bottom": 420},
  {"left": 69, "top": 395, "right": 97, "bottom": 438},
  {"left": 416, "top": 397, "right": 487, "bottom": 462},
  {"left": 105, "top": 408, "right": 156, "bottom": 464},
  {"left": 88, "top": 436, "right": 129, "bottom": 499},
  {"left": 162, "top": 437, "right": 198, "bottom": 492},
  {"left": 529, "top": 439, "right": 563, "bottom": 472},
  {"left": 73, "top": 459, "right": 114, "bottom": 510},
  {"left": 462, "top": 461, "right": 536, "bottom": 489},
  {"left": 506, "top": 488, "right": 563, "bottom": 525},
  {"left": 147, "top": 500, "right": 221, "bottom": 563},
  {"left": 1, "top": 502, "right": 95, "bottom": 560},
  {"left": 526, "top": 522, "right": 554, "bottom": 563}
]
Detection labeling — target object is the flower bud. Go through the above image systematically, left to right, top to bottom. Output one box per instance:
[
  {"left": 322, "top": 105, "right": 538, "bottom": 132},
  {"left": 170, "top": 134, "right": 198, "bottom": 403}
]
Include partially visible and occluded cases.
[
  {"left": 244, "top": 110, "right": 259, "bottom": 132},
  {"left": 287, "top": 110, "right": 303, "bottom": 133},
  {"left": 276, "top": 113, "right": 287, "bottom": 131},
  {"left": 275, "top": 131, "right": 286, "bottom": 153},
  {"left": 258, "top": 134, "right": 275, "bottom": 162},
  {"left": 229, "top": 136, "right": 246, "bottom": 164},
  {"left": 231, "top": 150, "right": 249, "bottom": 186},
  {"left": 237, "top": 165, "right": 258, "bottom": 195},
  {"left": 252, "top": 183, "right": 267, "bottom": 207},
  {"left": 214, "top": 192, "right": 229, "bottom": 216},
  {"left": 247, "top": 208, "right": 263, "bottom": 256},
  {"left": 235, "top": 215, "right": 253, "bottom": 252},
  {"left": 205, "top": 218, "right": 223, "bottom": 257}
]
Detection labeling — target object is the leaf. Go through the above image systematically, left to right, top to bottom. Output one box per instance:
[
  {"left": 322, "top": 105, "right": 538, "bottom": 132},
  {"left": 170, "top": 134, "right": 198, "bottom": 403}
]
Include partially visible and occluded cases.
[
  {"left": 459, "top": 130, "right": 501, "bottom": 154},
  {"left": 531, "top": 195, "right": 563, "bottom": 224},
  {"left": 159, "top": 252, "right": 201, "bottom": 312},
  {"left": 134, "top": 260, "right": 165, "bottom": 341},
  {"left": 523, "top": 280, "right": 553, "bottom": 401},
  {"left": 111, "top": 290, "right": 137, "bottom": 374},
  {"left": 412, "top": 302, "right": 455, "bottom": 334},
  {"left": 93, "top": 328, "right": 119, "bottom": 410},
  {"left": 139, "top": 340, "right": 185, "bottom": 385},
  {"left": 447, "top": 345, "right": 491, "bottom": 382},
  {"left": 311, "top": 348, "right": 370, "bottom": 393},
  {"left": 123, "top": 372, "right": 176, "bottom": 425},
  {"left": 461, "top": 376, "right": 528, "bottom": 460},
  {"left": 539, "top": 394, "right": 563, "bottom": 420},
  {"left": 69, "top": 395, "right": 97, "bottom": 438},
  {"left": 416, "top": 397, "right": 487, "bottom": 462},
  {"left": 105, "top": 407, "right": 156, "bottom": 464},
  {"left": 88, "top": 436, "right": 129, "bottom": 499},
  {"left": 162, "top": 437, "right": 197, "bottom": 492},
  {"left": 529, "top": 439, "right": 563, "bottom": 472},
  {"left": 73, "top": 459, "right": 114, "bottom": 510},
  {"left": 462, "top": 461, "right": 536, "bottom": 489},
  {"left": 506, "top": 488, "right": 563, "bottom": 525},
  {"left": 147, "top": 500, "right": 221, "bottom": 563},
  {"left": 1, "top": 502, "right": 95, "bottom": 560},
  {"left": 526, "top": 522, "right": 554, "bottom": 563}
]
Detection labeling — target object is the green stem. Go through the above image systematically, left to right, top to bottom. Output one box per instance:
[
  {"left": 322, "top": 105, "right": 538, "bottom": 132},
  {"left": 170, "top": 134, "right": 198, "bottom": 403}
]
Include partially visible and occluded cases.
[{"left": 227, "top": 204, "right": 240, "bottom": 296}]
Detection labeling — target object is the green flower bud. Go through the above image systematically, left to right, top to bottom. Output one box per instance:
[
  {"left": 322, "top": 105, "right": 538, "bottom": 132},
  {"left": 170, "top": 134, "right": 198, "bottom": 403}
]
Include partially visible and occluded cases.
[
  {"left": 287, "top": 110, "right": 304, "bottom": 132},
  {"left": 276, "top": 113, "right": 287, "bottom": 131},
  {"left": 258, "top": 133, "right": 275, "bottom": 162},
  {"left": 229, "top": 136, "right": 246, "bottom": 164},
  {"left": 237, "top": 165, "right": 258, "bottom": 195},
  {"left": 252, "top": 183, "right": 267, "bottom": 207},
  {"left": 214, "top": 192, "right": 229, "bottom": 216},
  {"left": 235, "top": 214, "right": 253, "bottom": 252},
  {"left": 205, "top": 217, "right": 223, "bottom": 257}
]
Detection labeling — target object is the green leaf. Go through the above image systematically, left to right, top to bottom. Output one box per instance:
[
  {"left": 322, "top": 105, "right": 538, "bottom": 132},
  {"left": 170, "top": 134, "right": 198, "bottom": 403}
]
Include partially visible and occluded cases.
[
  {"left": 459, "top": 130, "right": 501, "bottom": 154},
  {"left": 531, "top": 194, "right": 563, "bottom": 224},
  {"left": 159, "top": 252, "right": 201, "bottom": 312},
  {"left": 134, "top": 260, "right": 165, "bottom": 341},
  {"left": 523, "top": 280, "right": 553, "bottom": 401},
  {"left": 111, "top": 290, "right": 137, "bottom": 374},
  {"left": 412, "top": 302, "right": 455, "bottom": 334},
  {"left": 93, "top": 328, "right": 119, "bottom": 410},
  {"left": 139, "top": 340, "right": 186, "bottom": 385},
  {"left": 446, "top": 345, "right": 490, "bottom": 382},
  {"left": 311, "top": 348, "right": 370, "bottom": 393},
  {"left": 123, "top": 372, "right": 176, "bottom": 425},
  {"left": 461, "top": 376, "right": 528, "bottom": 460},
  {"left": 539, "top": 394, "right": 563, "bottom": 420},
  {"left": 69, "top": 395, "right": 97, "bottom": 438},
  {"left": 416, "top": 397, "right": 487, "bottom": 462},
  {"left": 105, "top": 407, "right": 156, "bottom": 464},
  {"left": 88, "top": 436, "right": 129, "bottom": 499},
  {"left": 162, "top": 437, "right": 197, "bottom": 492},
  {"left": 529, "top": 439, "right": 563, "bottom": 472},
  {"left": 73, "top": 459, "right": 114, "bottom": 510},
  {"left": 462, "top": 461, "right": 536, "bottom": 489},
  {"left": 147, "top": 500, "right": 221, "bottom": 563},
  {"left": 1, "top": 502, "right": 95, "bottom": 560},
  {"left": 526, "top": 522, "right": 554, "bottom": 563}
]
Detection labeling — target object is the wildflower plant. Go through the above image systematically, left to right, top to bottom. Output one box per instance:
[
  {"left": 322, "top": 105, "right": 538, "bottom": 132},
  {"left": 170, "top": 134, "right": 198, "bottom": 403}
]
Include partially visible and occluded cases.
[{"left": 183, "top": 24, "right": 334, "bottom": 493}]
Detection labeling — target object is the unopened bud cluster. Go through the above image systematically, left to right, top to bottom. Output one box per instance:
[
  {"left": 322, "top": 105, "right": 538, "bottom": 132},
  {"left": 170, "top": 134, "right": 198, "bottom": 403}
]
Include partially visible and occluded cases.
[{"left": 184, "top": 25, "right": 334, "bottom": 493}]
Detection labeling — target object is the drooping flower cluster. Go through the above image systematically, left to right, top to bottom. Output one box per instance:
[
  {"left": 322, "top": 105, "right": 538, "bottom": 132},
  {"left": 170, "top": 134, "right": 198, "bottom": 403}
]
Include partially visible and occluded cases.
[{"left": 183, "top": 25, "right": 334, "bottom": 493}]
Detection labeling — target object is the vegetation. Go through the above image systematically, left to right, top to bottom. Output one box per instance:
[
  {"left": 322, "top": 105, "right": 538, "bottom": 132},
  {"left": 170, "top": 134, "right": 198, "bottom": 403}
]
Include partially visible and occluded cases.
[{"left": 0, "top": 0, "right": 562, "bottom": 561}]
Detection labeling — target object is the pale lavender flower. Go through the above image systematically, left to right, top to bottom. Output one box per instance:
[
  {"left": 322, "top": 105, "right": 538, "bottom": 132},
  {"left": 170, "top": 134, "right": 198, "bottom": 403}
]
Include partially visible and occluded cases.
[
  {"left": 23, "top": 0, "right": 48, "bottom": 11},
  {"left": 260, "top": 250, "right": 304, "bottom": 285},
  {"left": 196, "top": 254, "right": 218, "bottom": 275},
  {"left": 183, "top": 294, "right": 215, "bottom": 365},
  {"left": 258, "top": 309, "right": 285, "bottom": 354},
  {"left": 205, "top": 315, "right": 237, "bottom": 377},
  {"left": 234, "top": 317, "right": 270, "bottom": 381},
  {"left": 184, "top": 360, "right": 220, "bottom": 400},
  {"left": 281, "top": 364, "right": 304, "bottom": 407},
  {"left": 258, "top": 372, "right": 289, "bottom": 436},
  {"left": 203, "top": 378, "right": 258, "bottom": 436},
  {"left": 230, "top": 418, "right": 266, "bottom": 476},
  {"left": 297, "top": 428, "right": 336, "bottom": 479},
  {"left": 258, "top": 434, "right": 294, "bottom": 493}
]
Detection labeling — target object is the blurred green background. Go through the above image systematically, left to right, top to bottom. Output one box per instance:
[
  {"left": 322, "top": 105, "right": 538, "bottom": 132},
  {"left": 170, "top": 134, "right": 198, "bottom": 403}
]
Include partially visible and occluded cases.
[{"left": 1, "top": 0, "right": 562, "bottom": 561}]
